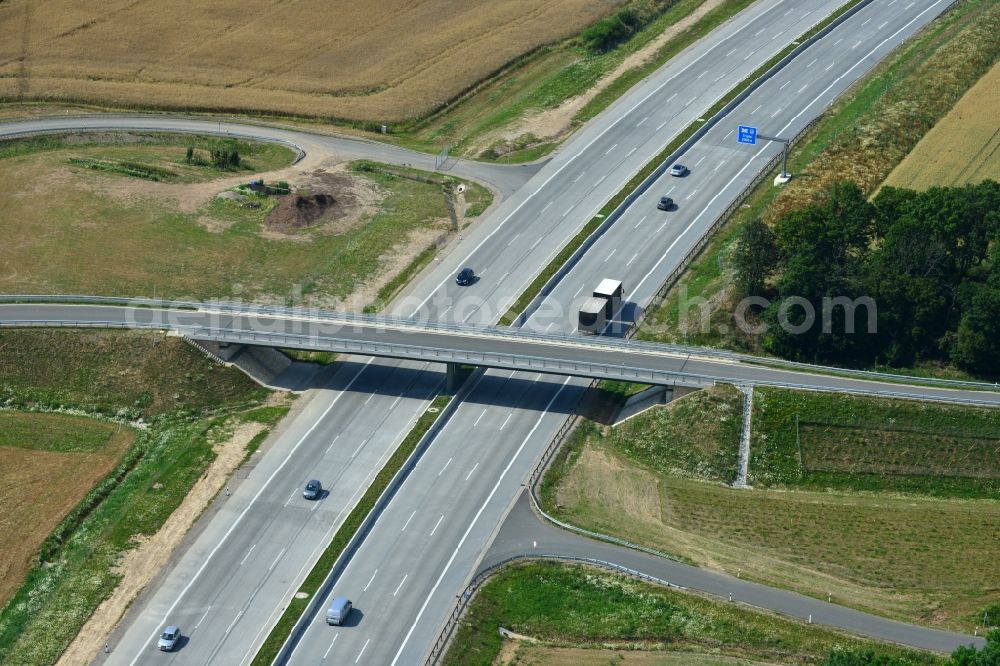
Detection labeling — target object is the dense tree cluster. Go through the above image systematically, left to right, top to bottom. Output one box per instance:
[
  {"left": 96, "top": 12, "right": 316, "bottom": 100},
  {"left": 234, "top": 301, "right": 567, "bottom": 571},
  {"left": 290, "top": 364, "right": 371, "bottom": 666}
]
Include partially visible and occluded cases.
[{"left": 733, "top": 180, "right": 1000, "bottom": 376}]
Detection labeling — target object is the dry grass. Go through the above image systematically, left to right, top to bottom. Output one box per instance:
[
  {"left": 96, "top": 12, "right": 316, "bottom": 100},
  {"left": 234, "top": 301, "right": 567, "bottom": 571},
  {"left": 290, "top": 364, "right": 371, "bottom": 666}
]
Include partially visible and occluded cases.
[
  {"left": 0, "top": 0, "right": 624, "bottom": 122},
  {"left": 883, "top": 60, "right": 1000, "bottom": 190},
  {"left": 0, "top": 413, "right": 134, "bottom": 607},
  {"left": 495, "top": 643, "right": 779, "bottom": 665}
]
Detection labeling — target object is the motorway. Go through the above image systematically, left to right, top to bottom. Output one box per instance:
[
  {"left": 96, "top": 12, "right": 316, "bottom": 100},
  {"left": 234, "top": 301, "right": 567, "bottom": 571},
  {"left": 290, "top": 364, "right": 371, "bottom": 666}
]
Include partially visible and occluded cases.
[
  {"left": 1, "top": 0, "right": 975, "bottom": 664},
  {"left": 39, "top": 1, "right": 862, "bottom": 663},
  {"left": 287, "top": 1, "right": 979, "bottom": 665},
  {"left": 3, "top": 302, "right": 1000, "bottom": 406}
]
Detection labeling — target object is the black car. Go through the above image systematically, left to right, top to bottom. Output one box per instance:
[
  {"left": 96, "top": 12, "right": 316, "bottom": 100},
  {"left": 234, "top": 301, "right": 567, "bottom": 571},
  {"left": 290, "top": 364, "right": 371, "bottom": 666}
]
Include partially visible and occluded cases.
[
  {"left": 657, "top": 196, "right": 674, "bottom": 210},
  {"left": 456, "top": 267, "right": 475, "bottom": 286},
  {"left": 303, "top": 479, "right": 322, "bottom": 500}
]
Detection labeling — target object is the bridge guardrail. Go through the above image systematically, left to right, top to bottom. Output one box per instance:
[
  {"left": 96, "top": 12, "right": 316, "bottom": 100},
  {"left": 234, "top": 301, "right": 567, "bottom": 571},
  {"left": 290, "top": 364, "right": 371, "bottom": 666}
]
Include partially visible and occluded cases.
[{"left": 3, "top": 295, "right": 998, "bottom": 393}]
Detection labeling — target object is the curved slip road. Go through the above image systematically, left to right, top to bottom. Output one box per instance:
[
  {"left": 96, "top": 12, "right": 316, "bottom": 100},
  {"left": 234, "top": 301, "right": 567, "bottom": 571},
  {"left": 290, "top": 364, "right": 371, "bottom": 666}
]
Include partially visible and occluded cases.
[
  {"left": 0, "top": 115, "right": 538, "bottom": 198},
  {"left": 477, "top": 490, "right": 986, "bottom": 654}
]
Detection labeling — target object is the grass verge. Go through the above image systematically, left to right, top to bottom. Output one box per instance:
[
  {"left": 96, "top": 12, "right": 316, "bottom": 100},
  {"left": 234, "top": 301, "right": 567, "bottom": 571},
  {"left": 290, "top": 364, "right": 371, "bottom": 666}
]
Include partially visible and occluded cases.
[
  {"left": 0, "top": 330, "right": 283, "bottom": 665},
  {"left": 541, "top": 386, "right": 1000, "bottom": 631},
  {"left": 251, "top": 394, "right": 452, "bottom": 666},
  {"left": 442, "top": 561, "right": 941, "bottom": 666}
]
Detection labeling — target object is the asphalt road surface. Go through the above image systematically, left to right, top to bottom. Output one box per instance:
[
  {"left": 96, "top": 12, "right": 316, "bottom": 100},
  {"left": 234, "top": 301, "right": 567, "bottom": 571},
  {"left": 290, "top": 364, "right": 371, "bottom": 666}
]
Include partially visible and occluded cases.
[
  {"left": 287, "top": 1, "right": 975, "bottom": 665},
  {"left": 0, "top": 115, "right": 537, "bottom": 198},
  {"left": 3, "top": 303, "right": 998, "bottom": 407},
  {"left": 480, "top": 491, "right": 986, "bottom": 654}
]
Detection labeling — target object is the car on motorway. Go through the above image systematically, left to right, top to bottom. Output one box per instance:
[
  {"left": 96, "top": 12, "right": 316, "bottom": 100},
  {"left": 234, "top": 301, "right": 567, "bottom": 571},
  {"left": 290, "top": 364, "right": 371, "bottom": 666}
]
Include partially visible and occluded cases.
[
  {"left": 669, "top": 163, "right": 688, "bottom": 176},
  {"left": 657, "top": 196, "right": 674, "bottom": 210},
  {"left": 456, "top": 267, "right": 475, "bottom": 286},
  {"left": 303, "top": 479, "right": 322, "bottom": 500},
  {"left": 326, "top": 597, "right": 353, "bottom": 625},
  {"left": 158, "top": 625, "right": 181, "bottom": 651}
]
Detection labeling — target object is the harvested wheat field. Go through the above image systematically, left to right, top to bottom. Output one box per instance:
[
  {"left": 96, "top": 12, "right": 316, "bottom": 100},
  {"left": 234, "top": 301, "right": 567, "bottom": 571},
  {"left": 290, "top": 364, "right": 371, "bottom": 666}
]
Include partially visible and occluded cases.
[
  {"left": 0, "top": 0, "right": 622, "bottom": 122},
  {"left": 883, "top": 60, "right": 1000, "bottom": 190},
  {"left": 0, "top": 411, "right": 134, "bottom": 607}
]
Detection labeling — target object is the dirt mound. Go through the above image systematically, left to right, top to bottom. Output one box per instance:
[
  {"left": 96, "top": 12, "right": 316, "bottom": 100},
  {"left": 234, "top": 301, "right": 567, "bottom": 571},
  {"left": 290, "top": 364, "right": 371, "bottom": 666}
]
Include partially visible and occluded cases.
[{"left": 266, "top": 193, "right": 336, "bottom": 229}]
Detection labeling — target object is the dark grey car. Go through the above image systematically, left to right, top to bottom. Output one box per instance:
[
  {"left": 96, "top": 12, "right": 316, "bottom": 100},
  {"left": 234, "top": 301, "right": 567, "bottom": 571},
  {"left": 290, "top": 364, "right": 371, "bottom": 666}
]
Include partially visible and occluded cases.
[
  {"left": 657, "top": 196, "right": 674, "bottom": 210},
  {"left": 303, "top": 479, "right": 322, "bottom": 500}
]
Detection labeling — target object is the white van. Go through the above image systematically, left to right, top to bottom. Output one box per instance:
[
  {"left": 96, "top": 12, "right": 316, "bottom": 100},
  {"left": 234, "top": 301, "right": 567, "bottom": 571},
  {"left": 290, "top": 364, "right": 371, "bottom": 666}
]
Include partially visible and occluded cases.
[{"left": 326, "top": 597, "right": 352, "bottom": 626}]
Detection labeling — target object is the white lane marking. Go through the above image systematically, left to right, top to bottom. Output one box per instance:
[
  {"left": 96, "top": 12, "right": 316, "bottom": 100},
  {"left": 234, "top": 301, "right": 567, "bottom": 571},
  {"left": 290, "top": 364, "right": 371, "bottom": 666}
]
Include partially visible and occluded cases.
[
  {"left": 630, "top": 0, "right": 953, "bottom": 304},
  {"left": 888, "top": 0, "right": 897, "bottom": 4},
  {"left": 905, "top": 2, "right": 914, "bottom": 8},
  {"left": 784, "top": 8, "right": 793, "bottom": 15},
  {"left": 861, "top": 17, "right": 871, "bottom": 26},
  {"left": 408, "top": 19, "right": 745, "bottom": 315},
  {"left": 878, "top": 21, "right": 888, "bottom": 30},
  {"left": 754, "top": 28, "right": 764, "bottom": 37},
  {"left": 771, "top": 30, "right": 784, "bottom": 41},
  {"left": 834, "top": 37, "right": 843, "bottom": 45},
  {"left": 852, "top": 40, "right": 862, "bottom": 49},
  {"left": 725, "top": 48, "right": 737, "bottom": 57},
  {"left": 806, "top": 58, "right": 817, "bottom": 68},
  {"left": 825, "top": 62, "right": 835, "bottom": 71},
  {"left": 697, "top": 70, "right": 707, "bottom": 79},
  {"left": 714, "top": 74, "right": 725, "bottom": 83},
  {"left": 779, "top": 80, "right": 790, "bottom": 90},
  {"left": 797, "top": 84, "right": 808, "bottom": 94},
  {"left": 666, "top": 92, "right": 677, "bottom": 102},
  {"left": 683, "top": 97, "right": 696, "bottom": 108},
  {"left": 751, "top": 104, "right": 762, "bottom": 114},
  {"left": 770, "top": 108, "right": 782, "bottom": 118},
  {"left": 636, "top": 116, "right": 648, "bottom": 127},
  {"left": 656, "top": 120, "right": 668, "bottom": 131},
  {"left": 723, "top": 129, "right": 734, "bottom": 140},
  {"left": 605, "top": 143, "right": 617, "bottom": 155},
  {"left": 625, "top": 147, "right": 637, "bottom": 158},
  {"left": 694, "top": 155, "right": 707, "bottom": 167},
  {"left": 714, "top": 160, "right": 725, "bottom": 172},
  {"left": 572, "top": 171, "right": 585, "bottom": 183},
  {"left": 594, "top": 174, "right": 607, "bottom": 187},
  {"left": 667, "top": 185, "right": 677, "bottom": 195},
  {"left": 685, "top": 189, "right": 699, "bottom": 200},
  {"left": 540, "top": 200, "right": 553, "bottom": 213},
  {"left": 561, "top": 203, "right": 576, "bottom": 217},
  {"left": 634, "top": 215, "right": 647, "bottom": 229},
  {"left": 506, "top": 232, "right": 521, "bottom": 246},
  {"left": 529, "top": 237, "right": 542, "bottom": 250},
  {"left": 604, "top": 248, "right": 616, "bottom": 262},
  {"left": 626, "top": 253, "right": 638, "bottom": 267},
  {"left": 574, "top": 283, "right": 585, "bottom": 297},
  {"left": 439, "top": 304, "right": 452, "bottom": 318},
  {"left": 545, "top": 322, "right": 554, "bottom": 332},
  {"left": 390, "top": 378, "right": 573, "bottom": 666},
  {"left": 363, "top": 393, "right": 373, "bottom": 405},
  {"left": 390, "top": 394, "right": 402, "bottom": 409},
  {"left": 474, "top": 408, "right": 488, "bottom": 427},
  {"left": 500, "top": 413, "right": 513, "bottom": 430},
  {"left": 324, "top": 434, "right": 340, "bottom": 455},
  {"left": 351, "top": 439, "right": 367, "bottom": 459},
  {"left": 438, "top": 457, "right": 452, "bottom": 476},
  {"left": 465, "top": 462, "right": 479, "bottom": 481},
  {"left": 283, "top": 490, "right": 296, "bottom": 508},
  {"left": 401, "top": 510, "right": 416, "bottom": 532},
  {"left": 429, "top": 514, "right": 444, "bottom": 536},
  {"left": 239, "top": 544, "right": 256, "bottom": 566},
  {"left": 268, "top": 547, "right": 287, "bottom": 572},
  {"left": 363, "top": 569, "right": 378, "bottom": 592},
  {"left": 393, "top": 574, "right": 408, "bottom": 597},
  {"left": 195, "top": 607, "right": 212, "bottom": 629},
  {"left": 224, "top": 610, "right": 244, "bottom": 636},
  {"left": 323, "top": 634, "right": 339, "bottom": 659},
  {"left": 356, "top": 638, "right": 370, "bottom": 663}
]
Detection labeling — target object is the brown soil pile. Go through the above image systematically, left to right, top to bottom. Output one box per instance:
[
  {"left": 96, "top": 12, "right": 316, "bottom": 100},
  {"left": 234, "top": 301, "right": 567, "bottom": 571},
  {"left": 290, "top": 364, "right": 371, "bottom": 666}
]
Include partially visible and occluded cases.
[{"left": 265, "top": 193, "right": 336, "bottom": 229}]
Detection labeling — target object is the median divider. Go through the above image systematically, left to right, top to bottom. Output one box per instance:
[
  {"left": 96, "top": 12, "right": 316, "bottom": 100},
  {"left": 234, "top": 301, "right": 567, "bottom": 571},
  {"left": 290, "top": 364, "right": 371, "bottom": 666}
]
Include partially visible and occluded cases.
[{"left": 255, "top": 371, "right": 481, "bottom": 666}]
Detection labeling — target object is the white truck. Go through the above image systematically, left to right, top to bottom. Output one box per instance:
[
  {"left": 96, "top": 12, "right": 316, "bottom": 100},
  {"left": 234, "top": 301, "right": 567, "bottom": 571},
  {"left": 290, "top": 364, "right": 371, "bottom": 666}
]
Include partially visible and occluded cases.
[{"left": 577, "top": 278, "right": 623, "bottom": 334}]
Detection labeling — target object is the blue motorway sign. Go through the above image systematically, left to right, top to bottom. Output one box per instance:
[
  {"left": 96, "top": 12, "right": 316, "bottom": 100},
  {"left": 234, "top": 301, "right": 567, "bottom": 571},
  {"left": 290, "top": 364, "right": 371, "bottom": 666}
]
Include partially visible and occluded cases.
[{"left": 737, "top": 125, "right": 757, "bottom": 145}]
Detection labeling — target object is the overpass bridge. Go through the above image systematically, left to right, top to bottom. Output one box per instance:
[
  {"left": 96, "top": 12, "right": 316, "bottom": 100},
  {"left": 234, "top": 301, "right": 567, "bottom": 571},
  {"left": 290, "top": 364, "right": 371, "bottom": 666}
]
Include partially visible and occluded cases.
[{"left": 2, "top": 296, "right": 999, "bottom": 407}]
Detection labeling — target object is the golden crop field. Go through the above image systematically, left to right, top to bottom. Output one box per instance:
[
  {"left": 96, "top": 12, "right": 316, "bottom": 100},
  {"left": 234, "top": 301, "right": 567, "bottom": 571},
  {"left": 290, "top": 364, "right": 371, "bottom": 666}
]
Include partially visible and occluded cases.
[
  {"left": 0, "top": 0, "right": 622, "bottom": 121},
  {"left": 884, "top": 59, "right": 1000, "bottom": 190}
]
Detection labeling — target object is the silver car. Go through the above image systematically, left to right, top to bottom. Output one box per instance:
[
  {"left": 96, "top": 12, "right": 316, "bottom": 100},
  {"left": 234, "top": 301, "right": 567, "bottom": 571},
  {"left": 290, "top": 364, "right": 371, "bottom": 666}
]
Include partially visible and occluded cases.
[
  {"left": 669, "top": 163, "right": 689, "bottom": 177},
  {"left": 158, "top": 625, "right": 181, "bottom": 651}
]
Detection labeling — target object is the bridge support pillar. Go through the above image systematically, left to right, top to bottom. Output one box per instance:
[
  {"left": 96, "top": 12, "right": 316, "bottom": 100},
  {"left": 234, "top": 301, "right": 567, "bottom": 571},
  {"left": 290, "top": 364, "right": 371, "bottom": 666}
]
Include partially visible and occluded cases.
[{"left": 446, "top": 362, "right": 461, "bottom": 394}]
